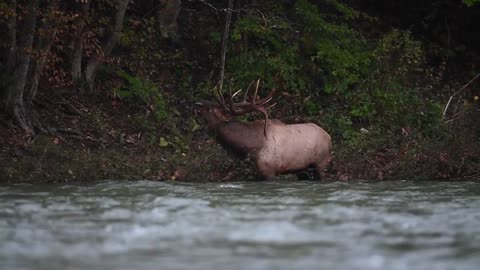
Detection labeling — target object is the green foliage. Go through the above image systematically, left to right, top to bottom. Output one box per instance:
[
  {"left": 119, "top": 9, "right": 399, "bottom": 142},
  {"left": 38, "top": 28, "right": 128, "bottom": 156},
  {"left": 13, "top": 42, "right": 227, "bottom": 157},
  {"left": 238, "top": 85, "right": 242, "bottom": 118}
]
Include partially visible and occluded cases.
[
  {"left": 225, "top": 0, "right": 445, "bottom": 144},
  {"left": 227, "top": 0, "right": 371, "bottom": 106},
  {"left": 296, "top": 0, "right": 371, "bottom": 94},
  {"left": 463, "top": 0, "right": 480, "bottom": 6},
  {"left": 229, "top": 3, "right": 304, "bottom": 93},
  {"left": 366, "top": 30, "right": 440, "bottom": 130},
  {"left": 373, "top": 30, "right": 424, "bottom": 76},
  {"left": 112, "top": 68, "right": 169, "bottom": 121}
]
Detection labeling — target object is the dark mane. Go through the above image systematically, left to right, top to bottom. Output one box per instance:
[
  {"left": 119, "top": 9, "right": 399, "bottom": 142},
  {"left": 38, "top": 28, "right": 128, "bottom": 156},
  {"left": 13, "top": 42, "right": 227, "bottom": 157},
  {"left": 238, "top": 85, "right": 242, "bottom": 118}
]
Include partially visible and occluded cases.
[
  {"left": 215, "top": 120, "right": 265, "bottom": 160},
  {"left": 216, "top": 134, "right": 248, "bottom": 159}
]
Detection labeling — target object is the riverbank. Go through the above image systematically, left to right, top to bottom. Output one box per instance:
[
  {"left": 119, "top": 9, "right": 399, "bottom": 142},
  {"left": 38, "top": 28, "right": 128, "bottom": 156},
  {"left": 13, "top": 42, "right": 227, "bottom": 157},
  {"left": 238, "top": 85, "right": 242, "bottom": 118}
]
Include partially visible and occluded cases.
[{"left": 1, "top": 90, "right": 478, "bottom": 183}]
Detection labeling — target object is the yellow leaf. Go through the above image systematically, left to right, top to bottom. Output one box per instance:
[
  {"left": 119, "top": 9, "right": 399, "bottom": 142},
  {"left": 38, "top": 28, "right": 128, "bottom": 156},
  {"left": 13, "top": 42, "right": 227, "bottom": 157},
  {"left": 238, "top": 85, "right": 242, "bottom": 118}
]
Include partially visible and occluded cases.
[
  {"left": 474, "top": 96, "right": 479, "bottom": 101},
  {"left": 159, "top": 137, "right": 169, "bottom": 147}
]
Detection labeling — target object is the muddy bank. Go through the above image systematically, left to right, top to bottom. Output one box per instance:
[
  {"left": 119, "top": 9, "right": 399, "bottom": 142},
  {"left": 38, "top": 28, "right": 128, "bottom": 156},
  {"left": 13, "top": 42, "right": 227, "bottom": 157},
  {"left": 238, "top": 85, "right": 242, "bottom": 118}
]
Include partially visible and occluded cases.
[
  {"left": 1, "top": 128, "right": 478, "bottom": 183},
  {"left": 1, "top": 136, "right": 478, "bottom": 182}
]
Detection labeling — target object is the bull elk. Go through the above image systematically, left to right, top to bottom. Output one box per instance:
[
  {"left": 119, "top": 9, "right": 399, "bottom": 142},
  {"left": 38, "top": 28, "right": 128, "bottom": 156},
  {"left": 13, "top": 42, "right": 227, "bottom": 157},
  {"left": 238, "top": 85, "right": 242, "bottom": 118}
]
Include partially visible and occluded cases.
[{"left": 195, "top": 79, "right": 332, "bottom": 180}]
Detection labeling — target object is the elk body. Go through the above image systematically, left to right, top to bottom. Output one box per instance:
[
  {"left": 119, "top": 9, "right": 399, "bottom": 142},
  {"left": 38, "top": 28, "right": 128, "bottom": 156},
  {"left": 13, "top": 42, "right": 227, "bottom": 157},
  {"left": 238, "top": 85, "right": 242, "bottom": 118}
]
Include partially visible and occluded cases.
[{"left": 195, "top": 80, "right": 332, "bottom": 180}]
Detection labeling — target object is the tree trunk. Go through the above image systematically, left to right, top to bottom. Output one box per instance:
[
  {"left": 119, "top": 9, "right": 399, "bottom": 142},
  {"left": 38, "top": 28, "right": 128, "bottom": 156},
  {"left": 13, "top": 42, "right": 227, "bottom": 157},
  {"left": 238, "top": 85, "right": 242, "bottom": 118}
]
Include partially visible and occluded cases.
[
  {"left": 5, "top": 0, "right": 39, "bottom": 134},
  {"left": 6, "top": 0, "right": 17, "bottom": 72},
  {"left": 25, "top": 0, "right": 60, "bottom": 111},
  {"left": 85, "top": 0, "right": 130, "bottom": 89},
  {"left": 157, "top": 0, "right": 181, "bottom": 40},
  {"left": 219, "top": 0, "right": 233, "bottom": 91},
  {"left": 71, "top": 1, "right": 90, "bottom": 81},
  {"left": 71, "top": 42, "right": 83, "bottom": 81}
]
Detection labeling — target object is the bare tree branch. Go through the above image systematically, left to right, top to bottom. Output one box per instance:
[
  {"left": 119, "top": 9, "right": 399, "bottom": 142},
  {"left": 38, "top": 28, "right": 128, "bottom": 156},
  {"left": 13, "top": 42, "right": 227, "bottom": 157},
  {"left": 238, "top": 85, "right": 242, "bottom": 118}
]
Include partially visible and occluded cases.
[
  {"left": 219, "top": 0, "right": 233, "bottom": 92},
  {"left": 442, "top": 73, "right": 480, "bottom": 119}
]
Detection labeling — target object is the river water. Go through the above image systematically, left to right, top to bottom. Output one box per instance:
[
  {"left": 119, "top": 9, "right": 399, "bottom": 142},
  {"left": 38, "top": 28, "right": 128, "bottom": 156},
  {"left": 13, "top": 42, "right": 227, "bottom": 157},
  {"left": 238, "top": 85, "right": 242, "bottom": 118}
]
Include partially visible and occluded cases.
[{"left": 1, "top": 180, "right": 479, "bottom": 270}]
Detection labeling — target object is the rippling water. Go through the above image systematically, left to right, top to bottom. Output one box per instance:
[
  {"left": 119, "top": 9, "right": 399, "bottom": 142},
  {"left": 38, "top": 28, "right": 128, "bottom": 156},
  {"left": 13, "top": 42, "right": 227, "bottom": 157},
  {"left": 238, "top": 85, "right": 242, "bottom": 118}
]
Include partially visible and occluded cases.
[{"left": 1, "top": 180, "right": 480, "bottom": 270}]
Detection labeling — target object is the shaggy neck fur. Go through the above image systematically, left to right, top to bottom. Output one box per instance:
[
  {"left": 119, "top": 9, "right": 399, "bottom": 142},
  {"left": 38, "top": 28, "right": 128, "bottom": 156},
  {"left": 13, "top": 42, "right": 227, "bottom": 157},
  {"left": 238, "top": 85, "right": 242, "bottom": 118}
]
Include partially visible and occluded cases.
[{"left": 215, "top": 120, "right": 266, "bottom": 159}]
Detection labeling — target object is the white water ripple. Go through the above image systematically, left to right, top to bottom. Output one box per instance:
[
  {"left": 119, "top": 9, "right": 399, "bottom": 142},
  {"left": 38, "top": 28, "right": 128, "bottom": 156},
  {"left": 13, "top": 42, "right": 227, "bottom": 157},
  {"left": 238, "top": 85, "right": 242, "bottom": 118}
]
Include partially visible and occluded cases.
[{"left": 0, "top": 180, "right": 479, "bottom": 270}]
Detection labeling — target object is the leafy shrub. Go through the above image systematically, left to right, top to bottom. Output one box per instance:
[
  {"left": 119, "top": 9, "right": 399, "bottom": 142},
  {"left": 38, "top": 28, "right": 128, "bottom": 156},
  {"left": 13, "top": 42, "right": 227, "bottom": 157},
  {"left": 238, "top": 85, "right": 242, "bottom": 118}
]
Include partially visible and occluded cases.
[
  {"left": 223, "top": 0, "right": 445, "bottom": 146},
  {"left": 112, "top": 68, "right": 169, "bottom": 121}
]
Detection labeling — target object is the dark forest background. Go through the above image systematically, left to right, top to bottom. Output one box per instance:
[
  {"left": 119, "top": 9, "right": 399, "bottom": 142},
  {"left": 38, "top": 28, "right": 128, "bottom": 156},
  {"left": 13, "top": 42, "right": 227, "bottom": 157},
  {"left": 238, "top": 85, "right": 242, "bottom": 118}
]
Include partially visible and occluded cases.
[{"left": 1, "top": 0, "right": 479, "bottom": 181}]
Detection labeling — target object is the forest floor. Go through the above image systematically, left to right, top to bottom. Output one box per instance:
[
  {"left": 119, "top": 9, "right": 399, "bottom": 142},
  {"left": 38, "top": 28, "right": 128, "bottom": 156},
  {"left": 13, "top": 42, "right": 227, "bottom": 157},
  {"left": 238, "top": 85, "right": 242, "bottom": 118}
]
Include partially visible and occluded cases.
[
  {"left": 0, "top": 89, "right": 261, "bottom": 183},
  {"left": 1, "top": 90, "right": 479, "bottom": 183}
]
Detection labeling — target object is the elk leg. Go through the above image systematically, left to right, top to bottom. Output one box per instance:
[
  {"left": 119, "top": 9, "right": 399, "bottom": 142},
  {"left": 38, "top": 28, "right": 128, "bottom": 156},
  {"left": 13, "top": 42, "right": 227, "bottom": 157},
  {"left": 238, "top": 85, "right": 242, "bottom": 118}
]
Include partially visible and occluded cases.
[
  {"left": 256, "top": 160, "right": 276, "bottom": 181},
  {"left": 314, "top": 160, "right": 329, "bottom": 180},
  {"left": 296, "top": 166, "right": 320, "bottom": 181},
  {"left": 312, "top": 168, "right": 322, "bottom": 180},
  {"left": 296, "top": 169, "right": 313, "bottom": 180},
  {"left": 258, "top": 170, "right": 276, "bottom": 181},
  {"left": 258, "top": 174, "right": 275, "bottom": 181}
]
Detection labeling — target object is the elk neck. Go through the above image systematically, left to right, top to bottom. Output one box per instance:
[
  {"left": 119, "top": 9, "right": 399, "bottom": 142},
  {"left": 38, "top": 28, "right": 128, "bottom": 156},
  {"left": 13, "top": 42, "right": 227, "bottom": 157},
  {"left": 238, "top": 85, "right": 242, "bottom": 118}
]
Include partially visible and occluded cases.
[{"left": 215, "top": 119, "right": 267, "bottom": 157}]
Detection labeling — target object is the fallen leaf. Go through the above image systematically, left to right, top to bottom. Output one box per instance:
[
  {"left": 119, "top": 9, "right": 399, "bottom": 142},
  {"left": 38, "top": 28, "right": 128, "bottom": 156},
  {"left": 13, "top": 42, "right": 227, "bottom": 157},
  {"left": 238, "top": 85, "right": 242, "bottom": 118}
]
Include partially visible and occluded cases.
[{"left": 159, "top": 137, "right": 169, "bottom": 147}]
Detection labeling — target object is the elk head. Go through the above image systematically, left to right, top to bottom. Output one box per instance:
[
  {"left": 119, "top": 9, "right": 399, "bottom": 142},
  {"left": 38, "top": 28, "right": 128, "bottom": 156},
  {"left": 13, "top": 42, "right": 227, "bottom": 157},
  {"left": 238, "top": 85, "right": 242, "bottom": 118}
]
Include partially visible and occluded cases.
[{"left": 195, "top": 76, "right": 282, "bottom": 136}]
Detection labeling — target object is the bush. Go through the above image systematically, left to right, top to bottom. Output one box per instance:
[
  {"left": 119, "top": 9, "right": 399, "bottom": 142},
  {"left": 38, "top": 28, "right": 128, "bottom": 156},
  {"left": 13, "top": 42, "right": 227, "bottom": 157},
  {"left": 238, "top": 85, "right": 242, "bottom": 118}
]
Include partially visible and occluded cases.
[{"left": 112, "top": 68, "right": 169, "bottom": 121}]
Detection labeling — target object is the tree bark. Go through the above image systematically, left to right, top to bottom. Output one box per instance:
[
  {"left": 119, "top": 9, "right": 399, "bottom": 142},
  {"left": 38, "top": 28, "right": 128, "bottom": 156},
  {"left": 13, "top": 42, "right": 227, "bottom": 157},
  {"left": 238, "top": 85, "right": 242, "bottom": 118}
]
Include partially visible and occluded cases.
[
  {"left": 5, "top": 0, "right": 39, "bottom": 134},
  {"left": 6, "top": 0, "right": 17, "bottom": 72},
  {"left": 25, "top": 0, "right": 60, "bottom": 111},
  {"left": 85, "top": 0, "right": 130, "bottom": 89},
  {"left": 219, "top": 0, "right": 233, "bottom": 91},
  {"left": 71, "top": 1, "right": 90, "bottom": 80}
]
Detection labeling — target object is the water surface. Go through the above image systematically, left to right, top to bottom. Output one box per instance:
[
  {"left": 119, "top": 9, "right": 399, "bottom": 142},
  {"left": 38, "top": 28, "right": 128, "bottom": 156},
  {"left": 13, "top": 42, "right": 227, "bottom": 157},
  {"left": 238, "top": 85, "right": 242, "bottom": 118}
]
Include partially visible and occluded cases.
[{"left": 1, "top": 180, "right": 479, "bottom": 270}]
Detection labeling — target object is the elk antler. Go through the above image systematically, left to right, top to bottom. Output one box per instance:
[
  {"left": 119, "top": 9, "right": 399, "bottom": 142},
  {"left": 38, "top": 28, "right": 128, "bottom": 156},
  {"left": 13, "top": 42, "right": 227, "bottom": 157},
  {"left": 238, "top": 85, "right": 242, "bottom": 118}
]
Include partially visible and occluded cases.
[{"left": 215, "top": 77, "right": 283, "bottom": 137}]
